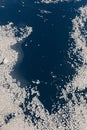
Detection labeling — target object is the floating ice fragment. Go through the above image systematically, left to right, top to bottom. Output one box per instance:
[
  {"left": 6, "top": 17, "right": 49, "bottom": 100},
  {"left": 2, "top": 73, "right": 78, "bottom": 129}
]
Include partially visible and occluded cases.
[{"left": 32, "top": 80, "right": 40, "bottom": 85}]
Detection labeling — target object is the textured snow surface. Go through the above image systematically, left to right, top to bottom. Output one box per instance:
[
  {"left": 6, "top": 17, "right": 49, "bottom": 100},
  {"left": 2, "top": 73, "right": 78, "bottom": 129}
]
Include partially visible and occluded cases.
[{"left": 0, "top": 4, "right": 87, "bottom": 130}]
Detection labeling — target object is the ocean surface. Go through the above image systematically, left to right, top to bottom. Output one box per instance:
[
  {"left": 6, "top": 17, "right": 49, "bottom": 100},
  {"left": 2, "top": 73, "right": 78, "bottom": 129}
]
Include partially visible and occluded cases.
[{"left": 0, "top": 0, "right": 87, "bottom": 123}]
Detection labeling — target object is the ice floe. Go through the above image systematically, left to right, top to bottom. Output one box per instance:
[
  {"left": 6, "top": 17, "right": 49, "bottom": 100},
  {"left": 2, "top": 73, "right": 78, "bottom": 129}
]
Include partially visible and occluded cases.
[{"left": 0, "top": 22, "right": 32, "bottom": 129}]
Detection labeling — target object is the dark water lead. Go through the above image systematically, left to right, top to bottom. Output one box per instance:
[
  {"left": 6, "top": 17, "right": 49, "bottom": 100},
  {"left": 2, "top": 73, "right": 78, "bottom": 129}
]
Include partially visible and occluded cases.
[{"left": 19, "top": 1, "right": 81, "bottom": 113}]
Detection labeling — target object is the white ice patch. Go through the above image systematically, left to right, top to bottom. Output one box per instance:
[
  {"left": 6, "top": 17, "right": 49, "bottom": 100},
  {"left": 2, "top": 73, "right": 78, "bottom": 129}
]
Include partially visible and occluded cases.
[
  {"left": 41, "top": 0, "right": 81, "bottom": 4},
  {"left": 64, "top": 5, "right": 87, "bottom": 129},
  {"left": 67, "top": 6, "right": 87, "bottom": 90},
  {"left": 0, "top": 22, "right": 33, "bottom": 129}
]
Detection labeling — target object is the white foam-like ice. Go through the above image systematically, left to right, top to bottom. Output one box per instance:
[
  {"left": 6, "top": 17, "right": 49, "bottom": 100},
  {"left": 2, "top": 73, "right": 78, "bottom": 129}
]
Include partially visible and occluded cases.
[
  {"left": 41, "top": 0, "right": 81, "bottom": 4},
  {"left": 0, "top": 22, "right": 33, "bottom": 129}
]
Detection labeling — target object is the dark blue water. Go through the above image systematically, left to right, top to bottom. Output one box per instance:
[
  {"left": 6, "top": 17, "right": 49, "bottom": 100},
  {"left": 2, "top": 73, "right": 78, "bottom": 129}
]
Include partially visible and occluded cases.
[{"left": 0, "top": 0, "right": 87, "bottom": 116}]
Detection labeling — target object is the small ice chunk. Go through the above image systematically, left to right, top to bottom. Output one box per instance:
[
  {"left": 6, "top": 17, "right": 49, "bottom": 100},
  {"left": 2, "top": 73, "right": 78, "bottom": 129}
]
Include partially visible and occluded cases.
[
  {"left": 32, "top": 80, "right": 40, "bottom": 85},
  {"left": 36, "top": 80, "right": 40, "bottom": 85}
]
